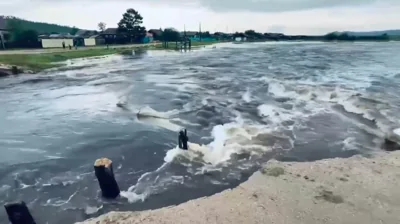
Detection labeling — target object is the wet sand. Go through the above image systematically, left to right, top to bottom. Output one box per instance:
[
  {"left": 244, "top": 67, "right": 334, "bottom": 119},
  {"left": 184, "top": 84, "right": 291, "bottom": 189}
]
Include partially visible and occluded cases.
[{"left": 78, "top": 151, "right": 400, "bottom": 224}]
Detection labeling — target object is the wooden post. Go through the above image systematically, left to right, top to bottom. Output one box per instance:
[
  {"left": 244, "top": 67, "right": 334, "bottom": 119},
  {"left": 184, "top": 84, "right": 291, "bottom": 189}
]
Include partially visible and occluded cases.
[
  {"left": 178, "top": 129, "right": 189, "bottom": 150},
  {"left": 94, "top": 158, "right": 120, "bottom": 199},
  {"left": 4, "top": 201, "right": 36, "bottom": 224}
]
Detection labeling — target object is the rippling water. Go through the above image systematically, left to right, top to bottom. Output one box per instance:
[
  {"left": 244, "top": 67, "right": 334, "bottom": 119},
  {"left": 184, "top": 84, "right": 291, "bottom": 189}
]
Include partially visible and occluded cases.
[{"left": 1, "top": 42, "right": 400, "bottom": 223}]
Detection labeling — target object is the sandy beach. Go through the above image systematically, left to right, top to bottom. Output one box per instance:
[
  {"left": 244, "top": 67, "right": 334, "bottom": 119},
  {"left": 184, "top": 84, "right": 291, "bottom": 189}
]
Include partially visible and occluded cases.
[{"left": 78, "top": 151, "right": 400, "bottom": 224}]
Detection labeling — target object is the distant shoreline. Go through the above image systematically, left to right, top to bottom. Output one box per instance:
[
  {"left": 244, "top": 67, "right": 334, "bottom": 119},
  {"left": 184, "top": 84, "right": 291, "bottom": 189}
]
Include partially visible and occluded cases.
[
  {"left": 0, "top": 40, "right": 398, "bottom": 75},
  {"left": 0, "top": 41, "right": 218, "bottom": 75}
]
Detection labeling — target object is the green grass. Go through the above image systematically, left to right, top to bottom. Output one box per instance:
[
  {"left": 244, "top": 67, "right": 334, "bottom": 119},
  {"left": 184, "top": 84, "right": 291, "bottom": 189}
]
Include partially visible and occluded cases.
[
  {"left": 0, "top": 41, "right": 220, "bottom": 72},
  {"left": 0, "top": 48, "right": 135, "bottom": 72}
]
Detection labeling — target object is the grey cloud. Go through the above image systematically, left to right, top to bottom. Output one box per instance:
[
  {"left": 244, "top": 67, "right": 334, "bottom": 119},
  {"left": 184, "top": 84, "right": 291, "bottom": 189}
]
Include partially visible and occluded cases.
[
  {"left": 5, "top": 0, "right": 397, "bottom": 13},
  {"left": 198, "top": 0, "right": 379, "bottom": 12}
]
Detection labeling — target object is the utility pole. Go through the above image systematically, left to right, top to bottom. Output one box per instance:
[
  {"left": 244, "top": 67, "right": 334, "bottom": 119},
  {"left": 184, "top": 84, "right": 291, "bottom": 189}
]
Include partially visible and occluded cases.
[
  {"left": 199, "top": 22, "right": 202, "bottom": 42},
  {"left": 0, "top": 32, "right": 5, "bottom": 50}
]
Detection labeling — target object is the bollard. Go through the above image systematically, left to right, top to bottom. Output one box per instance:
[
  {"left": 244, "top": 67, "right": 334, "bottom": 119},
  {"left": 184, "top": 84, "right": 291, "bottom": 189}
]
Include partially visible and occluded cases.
[
  {"left": 178, "top": 129, "right": 189, "bottom": 150},
  {"left": 94, "top": 158, "right": 120, "bottom": 199},
  {"left": 4, "top": 201, "right": 36, "bottom": 224}
]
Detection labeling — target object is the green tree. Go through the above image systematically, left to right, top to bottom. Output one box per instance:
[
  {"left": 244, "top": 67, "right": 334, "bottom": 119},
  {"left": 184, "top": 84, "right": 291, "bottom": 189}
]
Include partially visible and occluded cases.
[
  {"left": 117, "top": 8, "right": 146, "bottom": 43},
  {"left": 6, "top": 19, "right": 24, "bottom": 41},
  {"left": 98, "top": 22, "right": 107, "bottom": 32},
  {"left": 70, "top": 26, "right": 79, "bottom": 35}
]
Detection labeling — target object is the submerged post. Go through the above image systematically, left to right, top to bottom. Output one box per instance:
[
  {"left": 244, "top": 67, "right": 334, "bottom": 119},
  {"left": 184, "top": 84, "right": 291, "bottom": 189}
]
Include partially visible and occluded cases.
[
  {"left": 178, "top": 129, "right": 189, "bottom": 150},
  {"left": 94, "top": 158, "right": 120, "bottom": 199},
  {"left": 4, "top": 201, "right": 36, "bottom": 224}
]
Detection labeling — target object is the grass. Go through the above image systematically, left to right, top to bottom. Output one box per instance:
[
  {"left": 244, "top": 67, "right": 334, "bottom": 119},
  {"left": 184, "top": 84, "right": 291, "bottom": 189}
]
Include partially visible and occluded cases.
[
  {"left": 0, "top": 41, "right": 220, "bottom": 72},
  {"left": 0, "top": 48, "right": 127, "bottom": 71}
]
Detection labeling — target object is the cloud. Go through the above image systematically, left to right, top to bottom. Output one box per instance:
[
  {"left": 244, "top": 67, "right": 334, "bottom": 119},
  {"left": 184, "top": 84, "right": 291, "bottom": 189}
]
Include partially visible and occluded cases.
[{"left": 3, "top": 0, "right": 398, "bottom": 14}]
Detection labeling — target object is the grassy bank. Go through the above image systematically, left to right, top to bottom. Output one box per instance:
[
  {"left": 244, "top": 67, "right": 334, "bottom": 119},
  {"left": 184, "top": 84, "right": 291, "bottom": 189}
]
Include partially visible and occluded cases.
[
  {"left": 0, "top": 41, "right": 220, "bottom": 72},
  {"left": 0, "top": 48, "right": 132, "bottom": 72}
]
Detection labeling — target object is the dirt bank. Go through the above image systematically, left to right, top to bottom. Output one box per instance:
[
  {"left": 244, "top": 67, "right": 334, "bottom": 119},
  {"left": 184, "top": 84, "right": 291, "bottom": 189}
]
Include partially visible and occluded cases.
[{"left": 78, "top": 151, "right": 400, "bottom": 224}]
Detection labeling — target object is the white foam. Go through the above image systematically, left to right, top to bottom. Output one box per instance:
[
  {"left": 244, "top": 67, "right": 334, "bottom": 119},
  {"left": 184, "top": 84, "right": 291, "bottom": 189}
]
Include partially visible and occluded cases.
[
  {"left": 242, "top": 88, "right": 251, "bottom": 103},
  {"left": 257, "top": 104, "right": 294, "bottom": 123},
  {"left": 138, "top": 106, "right": 178, "bottom": 118},
  {"left": 163, "top": 121, "right": 271, "bottom": 166},
  {"left": 394, "top": 128, "right": 400, "bottom": 137},
  {"left": 120, "top": 191, "right": 148, "bottom": 203},
  {"left": 85, "top": 205, "right": 103, "bottom": 215}
]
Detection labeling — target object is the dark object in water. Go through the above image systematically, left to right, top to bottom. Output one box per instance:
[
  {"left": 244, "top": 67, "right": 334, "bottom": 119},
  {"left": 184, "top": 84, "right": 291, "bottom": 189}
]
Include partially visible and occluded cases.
[
  {"left": 179, "top": 129, "right": 189, "bottom": 150},
  {"left": 383, "top": 138, "right": 400, "bottom": 151},
  {"left": 94, "top": 158, "right": 120, "bottom": 199},
  {"left": 4, "top": 201, "right": 36, "bottom": 224}
]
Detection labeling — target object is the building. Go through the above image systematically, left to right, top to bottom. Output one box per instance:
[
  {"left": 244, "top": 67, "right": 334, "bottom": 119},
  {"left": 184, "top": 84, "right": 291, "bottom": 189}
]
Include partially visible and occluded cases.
[
  {"left": 98, "top": 28, "right": 123, "bottom": 44},
  {"left": 148, "top": 29, "right": 163, "bottom": 40},
  {"left": 181, "top": 31, "right": 198, "bottom": 38},
  {"left": 142, "top": 32, "right": 154, "bottom": 43},
  {"left": 84, "top": 35, "right": 105, "bottom": 46}
]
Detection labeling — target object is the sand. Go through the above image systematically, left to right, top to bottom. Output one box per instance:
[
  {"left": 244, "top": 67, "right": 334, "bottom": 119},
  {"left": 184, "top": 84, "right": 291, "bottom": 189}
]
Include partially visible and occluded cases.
[{"left": 78, "top": 151, "right": 400, "bottom": 224}]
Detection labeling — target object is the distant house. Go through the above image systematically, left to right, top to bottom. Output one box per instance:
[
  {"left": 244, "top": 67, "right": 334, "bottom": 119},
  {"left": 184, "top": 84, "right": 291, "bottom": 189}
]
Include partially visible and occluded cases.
[
  {"left": 99, "top": 28, "right": 123, "bottom": 44},
  {"left": 148, "top": 29, "right": 163, "bottom": 40},
  {"left": 181, "top": 31, "right": 198, "bottom": 38},
  {"left": 142, "top": 32, "right": 154, "bottom": 43},
  {"left": 40, "top": 33, "right": 75, "bottom": 48},
  {"left": 84, "top": 35, "right": 106, "bottom": 46}
]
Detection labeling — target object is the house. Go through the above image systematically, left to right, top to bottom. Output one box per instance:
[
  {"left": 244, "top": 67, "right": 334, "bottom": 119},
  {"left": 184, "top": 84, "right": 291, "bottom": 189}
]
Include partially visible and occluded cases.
[
  {"left": 99, "top": 28, "right": 123, "bottom": 44},
  {"left": 148, "top": 29, "right": 163, "bottom": 40},
  {"left": 181, "top": 31, "right": 198, "bottom": 38},
  {"left": 142, "top": 32, "right": 153, "bottom": 43},
  {"left": 40, "top": 33, "right": 74, "bottom": 48},
  {"left": 84, "top": 35, "right": 106, "bottom": 46}
]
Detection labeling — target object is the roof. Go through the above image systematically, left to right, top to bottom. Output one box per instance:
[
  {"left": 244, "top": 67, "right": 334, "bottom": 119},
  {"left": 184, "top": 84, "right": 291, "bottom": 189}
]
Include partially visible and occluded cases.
[
  {"left": 0, "top": 17, "right": 7, "bottom": 30},
  {"left": 102, "top": 28, "right": 118, "bottom": 35},
  {"left": 75, "top": 29, "right": 98, "bottom": 38},
  {"left": 148, "top": 29, "right": 162, "bottom": 35},
  {"left": 183, "top": 31, "right": 197, "bottom": 36}
]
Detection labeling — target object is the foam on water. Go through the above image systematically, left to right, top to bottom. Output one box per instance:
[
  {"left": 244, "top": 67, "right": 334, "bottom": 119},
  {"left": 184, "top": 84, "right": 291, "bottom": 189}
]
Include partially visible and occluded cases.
[{"left": 242, "top": 88, "right": 252, "bottom": 103}]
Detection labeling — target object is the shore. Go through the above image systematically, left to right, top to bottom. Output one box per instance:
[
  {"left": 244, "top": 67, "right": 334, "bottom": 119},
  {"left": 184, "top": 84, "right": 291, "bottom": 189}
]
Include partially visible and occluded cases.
[
  {"left": 0, "top": 41, "right": 218, "bottom": 73},
  {"left": 78, "top": 151, "right": 400, "bottom": 224}
]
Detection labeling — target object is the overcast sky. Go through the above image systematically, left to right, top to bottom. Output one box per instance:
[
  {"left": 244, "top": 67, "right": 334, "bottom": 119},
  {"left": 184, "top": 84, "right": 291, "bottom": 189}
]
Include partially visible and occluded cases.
[{"left": 0, "top": 0, "right": 399, "bottom": 34}]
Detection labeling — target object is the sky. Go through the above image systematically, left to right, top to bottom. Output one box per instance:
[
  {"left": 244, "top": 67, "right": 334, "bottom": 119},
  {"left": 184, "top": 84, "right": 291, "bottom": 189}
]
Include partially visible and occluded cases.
[{"left": 0, "top": 0, "right": 399, "bottom": 35}]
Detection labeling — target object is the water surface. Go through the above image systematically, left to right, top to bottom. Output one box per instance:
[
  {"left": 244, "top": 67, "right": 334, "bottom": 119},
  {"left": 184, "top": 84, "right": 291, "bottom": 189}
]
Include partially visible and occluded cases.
[{"left": 0, "top": 42, "right": 400, "bottom": 223}]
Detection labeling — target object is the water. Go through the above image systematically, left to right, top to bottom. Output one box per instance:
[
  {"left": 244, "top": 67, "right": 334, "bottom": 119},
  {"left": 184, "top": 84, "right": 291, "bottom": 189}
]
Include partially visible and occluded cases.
[{"left": 1, "top": 42, "right": 400, "bottom": 223}]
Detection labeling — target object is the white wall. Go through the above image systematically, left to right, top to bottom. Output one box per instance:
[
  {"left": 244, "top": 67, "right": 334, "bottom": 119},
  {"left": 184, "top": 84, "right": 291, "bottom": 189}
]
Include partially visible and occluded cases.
[
  {"left": 84, "top": 38, "right": 96, "bottom": 46},
  {"left": 41, "top": 39, "right": 73, "bottom": 48}
]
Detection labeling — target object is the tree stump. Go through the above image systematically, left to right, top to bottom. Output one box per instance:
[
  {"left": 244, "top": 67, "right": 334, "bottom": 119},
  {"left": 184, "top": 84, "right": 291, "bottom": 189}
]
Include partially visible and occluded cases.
[
  {"left": 94, "top": 158, "right": 120, "bottom": 199},
  {"left": 4, "top": 201, "right": 36, "bottom": 224}
]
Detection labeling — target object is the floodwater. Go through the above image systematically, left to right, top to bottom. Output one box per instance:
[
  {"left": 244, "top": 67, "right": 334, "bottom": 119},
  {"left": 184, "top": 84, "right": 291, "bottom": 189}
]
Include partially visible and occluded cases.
[{"left": 0, "top": 42, "right": 400, "bottom": 223}]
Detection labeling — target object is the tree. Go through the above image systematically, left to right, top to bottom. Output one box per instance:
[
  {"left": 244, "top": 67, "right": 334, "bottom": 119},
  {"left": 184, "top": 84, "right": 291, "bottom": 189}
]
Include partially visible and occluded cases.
[
  {"left": 117, "top": 8, "right": 147, "bottom": 43},
  {"left": 6, "top": 19, "right": 24, "bottom": 42},
  {"left": 98, "top": 22, "right": 107, "bottom": 32},
  {"left": 70, "top": 26, "right": 79, "bottom": 35},
  {"left": 162, "top": 28, "right": 180, "bottom": 41},
  {"left": 15, "top": 30, "right": 39, "bottom": 47}
]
